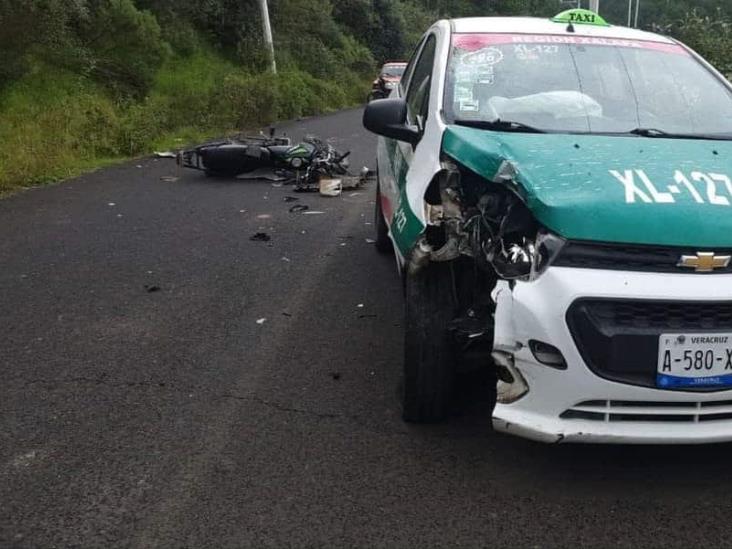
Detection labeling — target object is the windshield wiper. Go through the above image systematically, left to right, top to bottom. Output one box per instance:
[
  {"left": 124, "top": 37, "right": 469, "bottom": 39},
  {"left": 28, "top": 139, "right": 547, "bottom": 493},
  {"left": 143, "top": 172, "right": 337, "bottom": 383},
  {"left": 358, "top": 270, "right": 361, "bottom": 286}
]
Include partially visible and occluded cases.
[
  {"left": 453, "top": 119, "right": 546, "bottom": 134},
  {"left": 626, "top": 127, "right": 732, "bottom": 141}
]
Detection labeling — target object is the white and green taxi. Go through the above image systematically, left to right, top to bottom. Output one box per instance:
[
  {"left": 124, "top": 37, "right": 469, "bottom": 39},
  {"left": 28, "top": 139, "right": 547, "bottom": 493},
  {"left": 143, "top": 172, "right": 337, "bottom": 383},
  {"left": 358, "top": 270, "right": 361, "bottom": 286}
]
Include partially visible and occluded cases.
[{"left": 363, "top": 9, "right": 732, "bottom": 443}]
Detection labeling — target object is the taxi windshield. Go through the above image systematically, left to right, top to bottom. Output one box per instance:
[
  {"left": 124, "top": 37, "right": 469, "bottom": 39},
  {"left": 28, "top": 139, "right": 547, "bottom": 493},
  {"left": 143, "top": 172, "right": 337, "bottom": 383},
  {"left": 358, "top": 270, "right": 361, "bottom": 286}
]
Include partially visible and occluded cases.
[{"left": 444, "top": 33, "right": 732, "bottom": 138}]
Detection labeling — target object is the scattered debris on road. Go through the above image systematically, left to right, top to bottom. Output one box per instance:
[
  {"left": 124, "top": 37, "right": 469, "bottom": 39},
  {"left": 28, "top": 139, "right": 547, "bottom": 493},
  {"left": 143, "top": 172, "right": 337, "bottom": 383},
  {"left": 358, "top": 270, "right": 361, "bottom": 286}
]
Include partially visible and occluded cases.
[
  {"left": 154, "top": 151, "right": 177, "bottom": 158},
  {"left": 160, "top": 175, "right": 179, "bottom": 183},
  {"left": 319, "top": 178, "right": 342, "bottom": 197},
  {"left": 283, "top": 196, "right": 299, "bottom": 202},
  {"left": 289, "top": 204, "right": 309, "bottom": 213},
  {"left": 302, "top": 211, "right": 325, "bottom": 215},
  {"left": 256, "top": 214, "right": 272, "bottom": 220},
  {"left": 250, "top": 232, "right": 271, "bottom": 242},
  {"left": 365, "top": 238, "right": 376, "bottom": 244},
  {"left": 145, "top": 284, "right": 161, "bottom": 293},
  {"left": 256, "top": 318, "right": 267, "bottom": 325},
  {"left": 330, "top": 372, "right": 341, "bottom": 381}
]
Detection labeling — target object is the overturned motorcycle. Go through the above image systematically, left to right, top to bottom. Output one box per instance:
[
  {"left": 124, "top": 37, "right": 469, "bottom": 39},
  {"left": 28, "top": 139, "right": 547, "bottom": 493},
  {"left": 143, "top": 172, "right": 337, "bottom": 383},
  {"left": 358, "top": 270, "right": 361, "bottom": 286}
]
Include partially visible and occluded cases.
[{"left": 177, "top": 131, "right": 368, "bottom": 192}]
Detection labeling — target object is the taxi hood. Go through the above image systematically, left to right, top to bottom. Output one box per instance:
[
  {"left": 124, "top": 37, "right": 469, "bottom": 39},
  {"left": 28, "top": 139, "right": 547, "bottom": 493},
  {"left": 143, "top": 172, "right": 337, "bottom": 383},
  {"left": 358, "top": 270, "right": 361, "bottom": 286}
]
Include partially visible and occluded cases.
[{"left": 442, "top": 125, "right": 732, "bottom": 248}]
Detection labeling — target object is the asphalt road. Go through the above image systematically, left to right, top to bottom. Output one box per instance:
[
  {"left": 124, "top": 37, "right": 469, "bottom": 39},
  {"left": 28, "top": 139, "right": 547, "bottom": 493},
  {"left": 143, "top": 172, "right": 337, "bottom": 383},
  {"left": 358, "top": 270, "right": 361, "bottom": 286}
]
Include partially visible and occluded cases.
[{"left": 3, "top": 107, "right": 732, "bottom": 548}]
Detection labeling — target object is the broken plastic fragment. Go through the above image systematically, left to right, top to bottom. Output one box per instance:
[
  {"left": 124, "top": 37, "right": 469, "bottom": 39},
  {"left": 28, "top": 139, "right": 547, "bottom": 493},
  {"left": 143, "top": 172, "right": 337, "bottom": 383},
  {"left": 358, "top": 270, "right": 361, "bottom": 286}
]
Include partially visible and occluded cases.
[
  {"left": 319, "top": 178, "right": 342, "bottom": 197},
  {"left": 289, "top": 204, "right": 309, "bottom": 213},
  {"left": 302, "top": 211, "right": 325, "bottom": 215},
  {"left": 250, "top": 232, "right": 271, "bottom": 242},
  {"left": 256, "top": 318, "right": 267, "bottom": 325}
]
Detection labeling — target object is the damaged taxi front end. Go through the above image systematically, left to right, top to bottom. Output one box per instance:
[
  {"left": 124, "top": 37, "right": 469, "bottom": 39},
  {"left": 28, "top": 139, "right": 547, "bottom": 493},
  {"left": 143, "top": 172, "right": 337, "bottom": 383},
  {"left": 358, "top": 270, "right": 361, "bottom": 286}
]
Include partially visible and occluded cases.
[
  {"left": 365, "top": 12, "right": 732, "bottom": 443},
  {"left": 436, "top": 129, "right": 732, "bottom": 443}
]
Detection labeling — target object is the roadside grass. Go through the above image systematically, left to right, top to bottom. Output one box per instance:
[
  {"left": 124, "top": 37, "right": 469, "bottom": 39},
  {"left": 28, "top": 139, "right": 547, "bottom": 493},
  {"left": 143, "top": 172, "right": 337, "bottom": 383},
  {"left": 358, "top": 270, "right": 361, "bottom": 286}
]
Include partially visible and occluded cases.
[{"left": 0, "top": 49, "right": 369, "bottom": 196}]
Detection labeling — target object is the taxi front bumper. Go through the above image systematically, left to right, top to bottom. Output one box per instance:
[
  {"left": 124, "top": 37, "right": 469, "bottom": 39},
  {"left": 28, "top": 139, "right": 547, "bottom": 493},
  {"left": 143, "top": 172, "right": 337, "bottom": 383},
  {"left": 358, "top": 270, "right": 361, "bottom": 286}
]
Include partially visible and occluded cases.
[{"left": 491, "top": 267, "right": 732, "bottom": 444}]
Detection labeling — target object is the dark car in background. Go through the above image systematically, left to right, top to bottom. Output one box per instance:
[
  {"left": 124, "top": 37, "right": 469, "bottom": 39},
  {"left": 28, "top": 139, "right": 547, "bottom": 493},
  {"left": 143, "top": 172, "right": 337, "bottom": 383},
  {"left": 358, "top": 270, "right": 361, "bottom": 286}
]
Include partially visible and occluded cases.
[{"left": 367, "top": 61, "right": 407, "bottom": 102}]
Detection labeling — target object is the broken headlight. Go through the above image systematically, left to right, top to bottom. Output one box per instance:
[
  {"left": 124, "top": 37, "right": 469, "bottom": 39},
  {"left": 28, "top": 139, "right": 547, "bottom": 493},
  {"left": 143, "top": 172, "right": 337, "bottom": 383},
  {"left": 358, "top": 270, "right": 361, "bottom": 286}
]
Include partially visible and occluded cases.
[
  {"left": 490, "top": 231, "right": 564, "bottom": 281},
  {"left": 529, "top": 231, "right": 566, "bottom": 280}
]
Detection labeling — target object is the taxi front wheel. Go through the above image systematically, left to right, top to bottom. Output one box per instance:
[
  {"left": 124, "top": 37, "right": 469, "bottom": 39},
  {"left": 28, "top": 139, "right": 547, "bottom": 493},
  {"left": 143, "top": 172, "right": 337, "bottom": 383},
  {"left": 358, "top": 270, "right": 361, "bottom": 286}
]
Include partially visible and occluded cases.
[{"left": 402, "top": 262, "right": 456, "bottom": 422}]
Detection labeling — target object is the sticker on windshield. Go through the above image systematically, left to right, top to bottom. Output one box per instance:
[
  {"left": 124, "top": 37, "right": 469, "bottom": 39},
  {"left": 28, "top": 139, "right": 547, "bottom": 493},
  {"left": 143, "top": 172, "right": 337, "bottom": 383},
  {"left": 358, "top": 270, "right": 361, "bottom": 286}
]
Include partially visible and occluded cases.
[
  {"left": 514, "top": 44, "right": 559, "bottom": 61},
  {"left": 461, "top": 46, "right": 504, "bottom": 66},
  {"left": 458, "top": 48, "right": 503, "bottom": 87},
  {"left": 458, "top": 99, "right": 479, "bottom": 112},
  {"left": 610, "top": 169, "right": 732, "bottom": 205}
]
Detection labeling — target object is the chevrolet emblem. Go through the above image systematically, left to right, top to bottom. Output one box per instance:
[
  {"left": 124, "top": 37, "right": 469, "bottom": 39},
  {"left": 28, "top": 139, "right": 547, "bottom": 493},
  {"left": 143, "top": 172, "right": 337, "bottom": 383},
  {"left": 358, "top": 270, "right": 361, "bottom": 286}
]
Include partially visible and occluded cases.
[{"left": 678, "top": 252, "right": 731, "bottom": 272}]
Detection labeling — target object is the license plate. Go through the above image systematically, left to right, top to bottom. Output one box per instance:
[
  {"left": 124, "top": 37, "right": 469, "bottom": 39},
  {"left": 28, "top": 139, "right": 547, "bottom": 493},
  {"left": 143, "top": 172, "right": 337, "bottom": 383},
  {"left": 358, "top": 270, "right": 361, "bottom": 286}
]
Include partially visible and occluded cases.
[{"left": 657, "top": 333, "right": 732, "bottom": 388}]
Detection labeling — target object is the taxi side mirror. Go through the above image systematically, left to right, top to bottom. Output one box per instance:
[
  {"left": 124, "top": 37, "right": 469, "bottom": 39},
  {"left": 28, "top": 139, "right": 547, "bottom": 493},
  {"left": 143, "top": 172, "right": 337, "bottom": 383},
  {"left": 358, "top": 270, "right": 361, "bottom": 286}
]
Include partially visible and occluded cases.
[{"left": 363, "top": 98, "right": 421, "bottom": 145}]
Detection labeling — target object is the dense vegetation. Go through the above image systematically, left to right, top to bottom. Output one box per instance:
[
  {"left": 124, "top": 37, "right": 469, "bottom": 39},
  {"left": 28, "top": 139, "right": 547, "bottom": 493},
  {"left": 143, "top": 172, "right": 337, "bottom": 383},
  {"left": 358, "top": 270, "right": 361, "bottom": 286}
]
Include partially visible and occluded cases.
[{"left": 0, "top": 0, "right": 730, "bottom": 193}]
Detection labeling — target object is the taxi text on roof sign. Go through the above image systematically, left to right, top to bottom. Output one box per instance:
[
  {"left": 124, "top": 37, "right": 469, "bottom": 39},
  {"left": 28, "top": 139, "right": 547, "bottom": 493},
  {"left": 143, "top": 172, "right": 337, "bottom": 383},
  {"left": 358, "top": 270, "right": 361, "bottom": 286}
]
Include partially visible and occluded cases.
[{"left": 551, "top": 9, "right": 609, "bottom": 27}]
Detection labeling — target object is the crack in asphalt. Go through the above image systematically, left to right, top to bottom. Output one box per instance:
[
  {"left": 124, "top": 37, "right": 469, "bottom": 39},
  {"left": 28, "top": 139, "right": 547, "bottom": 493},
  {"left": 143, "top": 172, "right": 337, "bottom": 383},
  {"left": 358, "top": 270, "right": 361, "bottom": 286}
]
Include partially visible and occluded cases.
[
  {"left": 19, "top": 377, "right": 486, "bottom": 440},
  {"left": 21, "top": 377, "right": 369, "bottom": 428},
  {"left": 217, "top": 392, "right": 343, "bottom": 420}
]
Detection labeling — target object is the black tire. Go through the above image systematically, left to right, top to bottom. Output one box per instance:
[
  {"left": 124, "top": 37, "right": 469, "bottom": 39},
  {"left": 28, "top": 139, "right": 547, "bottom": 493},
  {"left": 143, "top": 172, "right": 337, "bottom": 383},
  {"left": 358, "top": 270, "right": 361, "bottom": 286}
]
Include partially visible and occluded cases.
[
  {"left": 374, "top": 181, "right": 392, "bottom": 254},
  {"left": 402, "top": 262, "right": 457, "bottom": 423}
]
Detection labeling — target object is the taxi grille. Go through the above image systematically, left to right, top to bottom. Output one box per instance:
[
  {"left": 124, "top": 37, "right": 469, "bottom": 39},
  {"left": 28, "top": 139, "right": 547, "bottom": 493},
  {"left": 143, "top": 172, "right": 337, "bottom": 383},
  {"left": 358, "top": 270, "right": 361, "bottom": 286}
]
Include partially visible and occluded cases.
[
  {"left": 553, "top": 241, "right": 732, "bottom": 274},
  {"left": 566, "top": 299, "right": 732, "bottom": 389},
  {"left": 585, "top": 300, "right": 732, "bottom": 330},
  {"left": 561, "top": 399, "right": 732, "bottom": 423}
]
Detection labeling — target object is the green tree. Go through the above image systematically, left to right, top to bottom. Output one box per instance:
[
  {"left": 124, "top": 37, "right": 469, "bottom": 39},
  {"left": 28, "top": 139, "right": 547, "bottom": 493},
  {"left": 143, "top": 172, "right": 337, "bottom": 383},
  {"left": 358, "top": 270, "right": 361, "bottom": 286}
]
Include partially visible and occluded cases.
[{"left": 79, "top": 0, "right": 169, "bottom": 97}]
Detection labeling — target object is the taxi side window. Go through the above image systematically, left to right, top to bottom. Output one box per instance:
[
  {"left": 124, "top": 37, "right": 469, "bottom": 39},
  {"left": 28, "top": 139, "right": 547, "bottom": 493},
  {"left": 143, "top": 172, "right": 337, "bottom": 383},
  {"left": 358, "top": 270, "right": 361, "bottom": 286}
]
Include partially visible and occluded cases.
[
  {"left": 405, "top": 34, "right": 436, "bottom": 130},
  {"left": 399, "top": 38, "right": 425, "bottom": 96}
]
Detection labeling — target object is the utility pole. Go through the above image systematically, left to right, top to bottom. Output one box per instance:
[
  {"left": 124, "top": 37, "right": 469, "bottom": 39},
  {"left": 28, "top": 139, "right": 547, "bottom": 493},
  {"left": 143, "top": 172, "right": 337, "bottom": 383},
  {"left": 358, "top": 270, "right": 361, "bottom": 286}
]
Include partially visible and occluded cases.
[
  {"left": 257, "top": 0, "right": 277, "bottom": 74},
  {"left": 589, "top": 0, "right": 599, "bottom": 13},
  {"left": 627, "top": 0, "right": 641, "bottom": 27}
]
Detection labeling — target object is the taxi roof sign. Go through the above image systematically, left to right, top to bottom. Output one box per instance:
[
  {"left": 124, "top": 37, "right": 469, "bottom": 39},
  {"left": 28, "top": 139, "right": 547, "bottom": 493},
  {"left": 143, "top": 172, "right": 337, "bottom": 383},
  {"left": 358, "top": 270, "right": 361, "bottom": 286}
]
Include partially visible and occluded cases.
[{"left": 552, "top": 9, "right": 609, "bottom": 27}]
